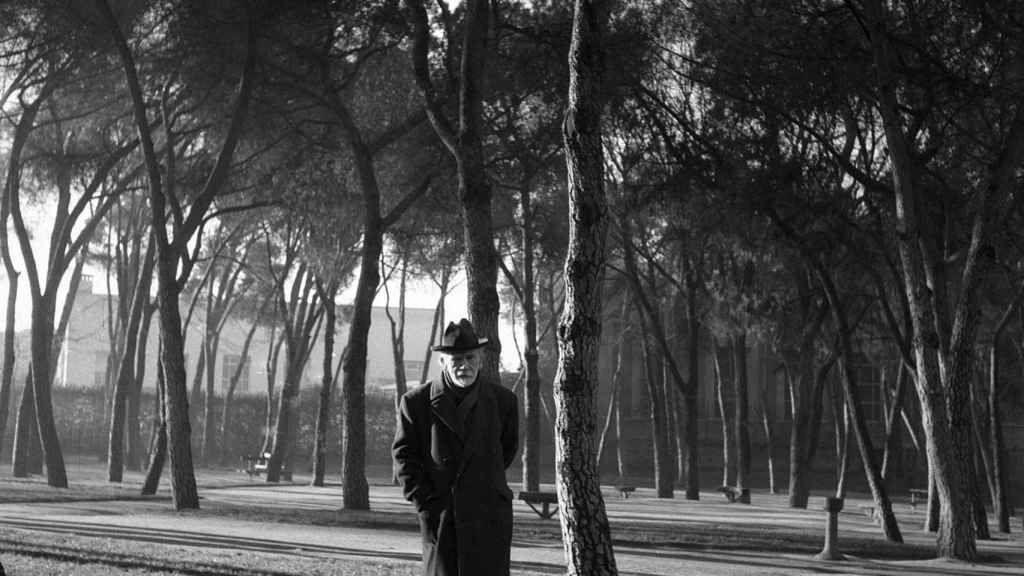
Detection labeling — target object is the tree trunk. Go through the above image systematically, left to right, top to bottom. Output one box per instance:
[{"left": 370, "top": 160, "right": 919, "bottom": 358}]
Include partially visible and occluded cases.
[
  {"left": 407, "top": 0, "right": 501, "bottom": 379},
  {"left": 553, "top": 1, "right": 617, "bottom": 572},
  {"left": 521, "top": 182, "right": 542, "bottom": 493},
  {"left": 338, "top": 217, "right": 379, "bottom": 508},
  {"left": 108, "top": 242, "right": 155, "bottom": 482},
  {"left": 385, "top": 257, "right": 408, "bottom": 410},
  {"left": 682, "top": 269, "right": 700, "bottom": 500},
  {"left": 821, "top": 270, "right": 902, "bottom": 542},
  {"left": 0, "top": 274, "right": 17, "bottom": 461},
  {"left": 157, "top": 279, "right": 200, "bottom": 509},
  {"left": 312, "top": 290, "right": 336, "bottom": 487},
  {"left": 30, "top": 292, "right": 67, "bottom": 487},
  {"left": 596, "top": 301, "right": 627, "bottom": 479},
  {"left": 127, "top": 302, "right": 156, "bottom": 470},
  {"left": 988, "top": 315, "right": 1013, "bottom": 533},
  {"left": 640, "top": 322, "right": 672, "bottom": 498},
  {"left": 261, "top": 328, "right": 284, "bottom": 455},
  {"left": 201, "top": 333, "right": 221, "bottom": 466},
  {"left": 732, "top": 333, "right": 750, "bottom": 502},
  {"left": 188, "top": 345, "right": 206, "bottom": 419},
  {"left": 713, "top": 345, "right": 733, "bottom": 487},
  {"left": 789, "top": 352, "right": 832, "bottom": 508},
  {"left": 142, "top": 359, "right": 166, "bottom": 496},
  {"left": 881, "top": 362, "right": 908, "bottom": 482},
  {"left": 11, "top": 370, "right": 38, "bottom": 477},
  {"left": 759, "top": 374, "right": 776, "bottom": 495},
  {"left": 968, "top": 439, "right": 990, "bottom": 540}
]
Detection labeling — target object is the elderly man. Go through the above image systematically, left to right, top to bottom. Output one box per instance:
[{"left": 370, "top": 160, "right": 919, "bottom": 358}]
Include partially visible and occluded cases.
[{"left": 392, "top": 318, "right": 519, "bottom": 576}]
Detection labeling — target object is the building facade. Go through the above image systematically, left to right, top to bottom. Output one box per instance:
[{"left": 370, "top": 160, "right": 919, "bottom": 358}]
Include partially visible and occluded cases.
[{"left": 56, "top": 276, "right": 443, "bottom": 394}]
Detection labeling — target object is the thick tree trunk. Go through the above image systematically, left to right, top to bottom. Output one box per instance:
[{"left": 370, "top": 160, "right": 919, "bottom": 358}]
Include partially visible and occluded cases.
[
  {"left": 407, "top": 0, "right": 500, "bottom": 379},
  {"left": 554, "top": 1, "right": 617, "bottom": 572},
  {"left": 338, "top": 223, "right": 381, "bottom": 509},
  {"left": 0, "top": 275, "right": 17, "bottom": 461},
  {"left": 158, "top": 281, "right": 200, "bottom": 509},
  {"left": 30, "top": 293, "right": 67, "bottom": 487},
  {"left": 789, "top": 353, "right": 831, "bottom": 508},
  {"left": 11, "top": 371, "right": 38, "bottom": 477}
]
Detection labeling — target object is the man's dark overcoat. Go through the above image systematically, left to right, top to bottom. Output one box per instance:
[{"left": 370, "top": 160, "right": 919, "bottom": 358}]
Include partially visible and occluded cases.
[{"left": 392, "top": 376, "right": 519, "bottom": 576}]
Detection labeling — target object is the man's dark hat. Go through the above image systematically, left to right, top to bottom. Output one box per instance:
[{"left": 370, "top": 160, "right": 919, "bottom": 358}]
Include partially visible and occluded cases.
[{"left": 432, "top": 319, "right": 489, "bottom": 353}]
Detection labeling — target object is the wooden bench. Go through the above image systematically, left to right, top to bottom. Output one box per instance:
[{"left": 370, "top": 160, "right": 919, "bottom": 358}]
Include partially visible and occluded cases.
[
  {"left": 243, "top": 452, "right": 271, "bottom": 477},
  {"left": 614, "top": 485, "right": 636, "bottom": 499},
  {"left": 909, "top": 488, "right": 927, "bottom": 509},
  {"left": 518, "top": 491, "right": 558, "bottom": 519}
]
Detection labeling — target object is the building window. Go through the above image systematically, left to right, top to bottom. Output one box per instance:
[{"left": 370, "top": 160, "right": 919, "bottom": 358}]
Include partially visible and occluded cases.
[
  {"left": 222, "top": 354, "right": 249, "bottom": 392},
  {"left": 403, "top": 360, "right": 424, "bottom": 383}
]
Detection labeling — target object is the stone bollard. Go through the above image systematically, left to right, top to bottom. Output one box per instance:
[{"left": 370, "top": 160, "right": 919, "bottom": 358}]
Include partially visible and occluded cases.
[{"left": 815, "top": 496, "right": 845, "bottom": 561}]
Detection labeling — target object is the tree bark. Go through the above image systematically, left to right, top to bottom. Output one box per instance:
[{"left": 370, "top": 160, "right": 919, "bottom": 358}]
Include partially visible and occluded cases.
[
  {"left": 553, "top": 1, "right": 617, "bottom": 572},
  {"left": 0, "top": 274, "right": 17, "bottom": 461},
  {"left": 11, "top": 370, "right": 38, "bottom": 477}
]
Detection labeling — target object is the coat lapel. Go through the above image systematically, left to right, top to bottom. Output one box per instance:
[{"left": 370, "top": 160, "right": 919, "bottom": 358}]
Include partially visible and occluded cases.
[
  {"left": 429, "top": 379, "right": 462, "bottom": 441},
  {"left": 457, "top": 380, "right": 491, "bottom": 477}
]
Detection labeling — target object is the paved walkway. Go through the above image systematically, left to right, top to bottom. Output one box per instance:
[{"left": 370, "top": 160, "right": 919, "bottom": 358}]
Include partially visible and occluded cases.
[{"left": 0, "top": 481, "right": 1021, "bottom": 575}]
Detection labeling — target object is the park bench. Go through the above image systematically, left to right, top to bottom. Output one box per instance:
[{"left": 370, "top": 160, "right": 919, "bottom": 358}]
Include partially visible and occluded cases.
[
  {"left": 243, "top": 452, "right": 271, "bottom": 477},
  {"left": 614, "top": 484, "right": 636, "bottom": 499},
  {"left": 717, "top": 485, "right": 749, "bottom": 503},
  {"left": 909, "top": 488, "right": 928, "bottom": 509},
  {"left": 518, "top": 491, "right": 559, "bottom": 519},
  {"left": 859, "top": 503, "right": 878, "bottom": 522}
]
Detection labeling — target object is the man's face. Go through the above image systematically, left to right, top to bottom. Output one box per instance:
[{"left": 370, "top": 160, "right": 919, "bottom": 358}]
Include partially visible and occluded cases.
[{"left": 440, "top": 350, "right": 482, "bottom": 388}]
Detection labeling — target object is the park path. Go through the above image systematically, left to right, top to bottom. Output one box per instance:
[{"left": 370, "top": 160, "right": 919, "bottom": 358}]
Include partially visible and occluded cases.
[{"left": 0, "top": 481, "right": 1021, "bottom": 576}]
